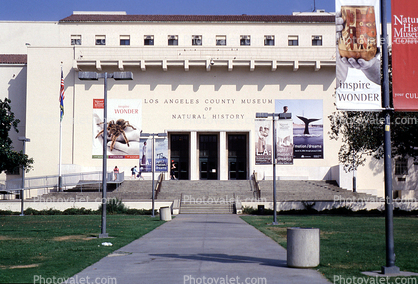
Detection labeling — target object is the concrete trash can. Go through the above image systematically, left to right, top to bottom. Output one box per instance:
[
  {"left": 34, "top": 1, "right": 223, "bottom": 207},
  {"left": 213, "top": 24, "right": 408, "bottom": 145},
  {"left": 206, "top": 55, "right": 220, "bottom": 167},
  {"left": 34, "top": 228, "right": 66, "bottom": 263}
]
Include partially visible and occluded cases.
[
  {"left": 160, "top": 206, "right": 171, "bottom": 221},
  {"left": 287, "top": 227, "right": 320, "bottom": 268}
]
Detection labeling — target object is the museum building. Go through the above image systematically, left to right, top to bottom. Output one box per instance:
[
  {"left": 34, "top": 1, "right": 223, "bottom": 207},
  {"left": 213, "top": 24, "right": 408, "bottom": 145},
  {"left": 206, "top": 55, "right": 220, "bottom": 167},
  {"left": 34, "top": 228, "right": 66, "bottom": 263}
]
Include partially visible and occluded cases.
[{"left": 1, "top": 10, "right": 402, "bottom": 198}]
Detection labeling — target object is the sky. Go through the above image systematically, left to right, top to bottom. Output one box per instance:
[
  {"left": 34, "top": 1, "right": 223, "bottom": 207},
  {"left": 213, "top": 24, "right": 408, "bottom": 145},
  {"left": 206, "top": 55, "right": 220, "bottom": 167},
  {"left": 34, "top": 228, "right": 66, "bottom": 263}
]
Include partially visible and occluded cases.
[{"left": 0, "top": 0, "right": 391, "bottom": 21}]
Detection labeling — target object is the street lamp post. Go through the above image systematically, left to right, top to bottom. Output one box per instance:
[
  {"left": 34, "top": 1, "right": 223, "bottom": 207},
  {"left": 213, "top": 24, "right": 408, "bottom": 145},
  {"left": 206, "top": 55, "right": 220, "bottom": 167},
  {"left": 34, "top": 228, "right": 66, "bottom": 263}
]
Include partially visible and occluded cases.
[
  {"left": 79, "top": 71, "right": 133, "bottom": 238},
  {"left": 256, "top": 112, "right": 279, "bottom": 225},
  {"left": 140, "top": 132, "right": 167, "bottom": 217},
  {"left": 18, "top": 136, "right": 30, "bottom": 216}
]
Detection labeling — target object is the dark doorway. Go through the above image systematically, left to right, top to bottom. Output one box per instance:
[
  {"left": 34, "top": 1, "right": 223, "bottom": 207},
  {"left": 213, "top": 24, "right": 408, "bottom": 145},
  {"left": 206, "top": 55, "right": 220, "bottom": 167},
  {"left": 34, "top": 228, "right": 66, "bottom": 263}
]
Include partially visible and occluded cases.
[
  {"left": 170, "top": 134, "right": 189, "bottom": 180},
  {"left": 199, "top": 134, "right": 218, "bottom": 180},
  {"left": 228, "top": 134, "right": 247, "bottom": 180}
]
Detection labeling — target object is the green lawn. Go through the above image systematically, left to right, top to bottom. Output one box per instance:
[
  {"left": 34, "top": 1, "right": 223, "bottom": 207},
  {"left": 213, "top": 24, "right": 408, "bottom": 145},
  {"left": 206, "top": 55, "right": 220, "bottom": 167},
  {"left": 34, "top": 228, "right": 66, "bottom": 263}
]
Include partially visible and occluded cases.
[
  {"left": 0, "top": 215, "right": 165, "bottom": 283},
  {"left": 241, "top": 215, "right": 418, "bottom": 283}
]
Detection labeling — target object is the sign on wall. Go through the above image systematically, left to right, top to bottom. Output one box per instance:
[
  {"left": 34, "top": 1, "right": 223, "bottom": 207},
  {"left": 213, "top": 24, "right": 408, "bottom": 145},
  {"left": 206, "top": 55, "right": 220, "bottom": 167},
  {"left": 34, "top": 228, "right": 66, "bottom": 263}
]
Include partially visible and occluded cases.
[
  {"left": 335, "top": 0, "right": 382, "bottom": 111},
  {"left": 392, "top": 2, "right": 418, "bottom": 111},
  {"left": 92, "top": 99, "right": 142, "bottom": 159},
  {"left": 276, "top": 100, "right": 324, "bottom": 159}
]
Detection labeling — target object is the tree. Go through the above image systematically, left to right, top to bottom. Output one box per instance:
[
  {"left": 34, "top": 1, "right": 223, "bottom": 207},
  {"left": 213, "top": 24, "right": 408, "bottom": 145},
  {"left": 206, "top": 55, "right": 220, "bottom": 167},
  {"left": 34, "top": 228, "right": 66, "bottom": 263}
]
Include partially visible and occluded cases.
[
  {"left": 329, "top": 50, "right": 418, "bottom": 171},
  {"left": 0, "top": 98, "right": 33, "bottom": 174}
]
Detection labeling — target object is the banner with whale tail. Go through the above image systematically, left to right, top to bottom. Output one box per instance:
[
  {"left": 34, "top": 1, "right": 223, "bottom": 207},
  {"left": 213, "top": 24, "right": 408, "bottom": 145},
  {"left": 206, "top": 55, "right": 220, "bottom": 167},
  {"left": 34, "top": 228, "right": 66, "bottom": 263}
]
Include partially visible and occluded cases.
[{"left": 335, "top": 0, "right": 383, "bottom": 111}]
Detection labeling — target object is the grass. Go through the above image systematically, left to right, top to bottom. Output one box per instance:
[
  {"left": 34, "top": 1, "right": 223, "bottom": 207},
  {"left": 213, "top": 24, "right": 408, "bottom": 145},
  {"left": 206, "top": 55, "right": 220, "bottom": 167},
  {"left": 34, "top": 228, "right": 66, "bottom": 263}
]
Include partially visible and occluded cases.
[
  {"left": 0, "top": 215, "right": 165, "bottom": 283},
  {"left": 241, "top": 215, "right": 418, "bottom": 283}
]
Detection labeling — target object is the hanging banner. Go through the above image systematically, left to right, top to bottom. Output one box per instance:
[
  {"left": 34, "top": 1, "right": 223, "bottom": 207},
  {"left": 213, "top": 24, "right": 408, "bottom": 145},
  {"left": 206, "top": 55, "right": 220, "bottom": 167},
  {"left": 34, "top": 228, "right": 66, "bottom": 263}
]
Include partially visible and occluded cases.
[
  {"left": 335, "top": 0, "right": 382, "bottom": 111},
  {"left": 392, "top": 2, "right": 418, "bottom": 111},
  {"left": 92, "top": 99, "right": 142, "bottom": 159},
  {"left": 276, "top": 100, "right": 324, "bottom": 159},
  {"left": 255, "top": 119, "right": 272, "bottom": 165},
  {"left": 275, "top": 119, "right": 294, "bottom": 165},
  {"left": 139, "top": 138, "right": 152, "bottom": 172},
  {"left": 155, "top": 138, "right": 168, "bottom": 172}
]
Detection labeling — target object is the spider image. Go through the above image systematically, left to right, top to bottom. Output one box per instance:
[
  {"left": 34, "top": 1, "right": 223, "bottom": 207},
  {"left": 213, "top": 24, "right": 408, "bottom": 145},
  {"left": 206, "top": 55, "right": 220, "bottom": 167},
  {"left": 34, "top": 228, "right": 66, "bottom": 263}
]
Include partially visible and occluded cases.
[{"left": 95, "top": 119, "right": 136, "bottom": 151}]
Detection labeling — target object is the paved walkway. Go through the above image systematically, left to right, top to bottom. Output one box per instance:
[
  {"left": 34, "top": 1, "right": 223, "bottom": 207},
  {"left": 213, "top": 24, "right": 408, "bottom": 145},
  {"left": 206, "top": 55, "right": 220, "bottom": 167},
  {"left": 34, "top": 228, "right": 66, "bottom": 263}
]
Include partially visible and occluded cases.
[{"left": 70, "top": 214, "right": 331, "bottom": 284}]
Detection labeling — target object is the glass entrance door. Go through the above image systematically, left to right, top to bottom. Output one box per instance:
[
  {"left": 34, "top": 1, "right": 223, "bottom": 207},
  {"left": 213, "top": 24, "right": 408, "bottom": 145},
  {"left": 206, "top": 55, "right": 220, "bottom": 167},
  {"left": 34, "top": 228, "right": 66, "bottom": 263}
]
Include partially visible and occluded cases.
[
  {"left": 170, "top": 134, "right": 189, "bottom": 180},
  {"left": 228, "top": 134, "right": 247, "bottom": 180},
  {"left": 199, "top": 135, "right": 218, "bottom": 180}
]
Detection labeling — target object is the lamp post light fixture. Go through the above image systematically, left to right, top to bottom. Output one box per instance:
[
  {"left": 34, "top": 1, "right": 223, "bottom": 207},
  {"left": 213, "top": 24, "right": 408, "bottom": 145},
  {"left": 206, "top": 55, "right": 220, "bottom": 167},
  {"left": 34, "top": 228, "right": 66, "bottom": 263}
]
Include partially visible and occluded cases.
[
  {"left": 78, "top": 71, "right": 133, "bottom": 238},
  {"left": 256, "top": 112, "right": 279, "bottom": 225},
  {"left": 140, "top": 132, "right": 167, "bottom": 217},
  {"left": 18, "top": 136, "right": 30, "bottom": 216}
]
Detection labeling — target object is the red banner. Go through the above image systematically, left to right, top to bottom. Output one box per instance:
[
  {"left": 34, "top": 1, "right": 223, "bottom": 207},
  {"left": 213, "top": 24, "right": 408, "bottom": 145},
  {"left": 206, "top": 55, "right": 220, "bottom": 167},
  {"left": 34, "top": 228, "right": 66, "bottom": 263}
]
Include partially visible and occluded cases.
[{"left": 392, "top": 2, "right": 418, "bottom": 111}]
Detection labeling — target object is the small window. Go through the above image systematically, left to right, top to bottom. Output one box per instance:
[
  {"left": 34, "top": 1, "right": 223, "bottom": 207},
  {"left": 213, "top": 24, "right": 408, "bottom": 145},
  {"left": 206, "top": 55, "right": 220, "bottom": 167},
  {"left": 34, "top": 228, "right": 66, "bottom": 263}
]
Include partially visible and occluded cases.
[
  {"left": 71, "top": 35, "right": 81, "bottom": 45},
  {"left": 95, "top": 35, "right": 106, "bottom": 45},
  {"left": 120, "top": 35, "right": 130, "bottom": 46},
  {"left": 144, "top": 35, "right": 154, "bottom": 46},
  {"left": 168, "top": 35, "right": 178, "bottom": 46},
  {"left": 192, "top": 35, "right": 202, "bottom": 46},
  {"left": 216, "top": 35, "right": 226, "bottom": 46},
  {"left": 240, "top": 35, "right": 251, "bottom": 46},
  {"left": 264, "top": 35, "right": 275, "bottom": 46},
  {"left": 288, "top": 35, "right": 299, "bottom": 46},
  {"left": 312, "top": 35, "right": 323, "bottom": 46},
  {"left": 395, "top": 158, "right": 408, "bottom": 175}
]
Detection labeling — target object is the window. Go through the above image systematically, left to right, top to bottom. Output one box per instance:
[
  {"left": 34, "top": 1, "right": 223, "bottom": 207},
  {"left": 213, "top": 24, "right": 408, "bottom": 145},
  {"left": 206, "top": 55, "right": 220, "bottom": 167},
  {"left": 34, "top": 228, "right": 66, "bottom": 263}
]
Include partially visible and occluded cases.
[
  {"left": 71, "top": 35, "right": 81, "bottom": 45},
  {"left": 95, "top": 35, "right": 106, "bottom": 45},
  {"left": 120, "top": 35, "right": 130, "bottom": 46},
  {"left": 144, "top": 35, "right": 154, "bottom": 45},
  {"left": 168, "top": 35, "right": 178, "bottom": 46},
  {"left": 192, "top": 35, "right": 202, "bottom": 46},
  {"left": 216, "top": 35, "right": 226, "bottom": 46},
  {"left": 240, "top": 35, "right": 251, "bottom": 46},
  {"left": 264, "top": 35, "right": 275, "bottom": 46},
  {"left": 288, "top": 35, "right": 299, "bottom": 46},
  {"left": 312, "top": 35, "right": 323, "bottom": 46},
  {"left": 395, "top": 158, "right": 408, "bottom": 175}
]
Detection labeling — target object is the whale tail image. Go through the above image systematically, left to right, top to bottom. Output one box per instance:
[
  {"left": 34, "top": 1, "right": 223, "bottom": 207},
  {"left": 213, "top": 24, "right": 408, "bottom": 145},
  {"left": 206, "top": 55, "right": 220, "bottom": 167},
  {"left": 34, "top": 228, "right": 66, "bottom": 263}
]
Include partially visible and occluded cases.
[{"left": 297, "top": 116, "right": 320, "bottom": 135}]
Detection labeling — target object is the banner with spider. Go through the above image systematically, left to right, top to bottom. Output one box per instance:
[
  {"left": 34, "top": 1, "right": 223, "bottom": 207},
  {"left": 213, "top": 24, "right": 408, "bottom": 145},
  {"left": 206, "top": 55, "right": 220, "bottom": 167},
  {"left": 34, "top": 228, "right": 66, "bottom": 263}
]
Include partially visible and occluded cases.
[{"left": 92, "top": 99, "right": 142, "bottom": 159}]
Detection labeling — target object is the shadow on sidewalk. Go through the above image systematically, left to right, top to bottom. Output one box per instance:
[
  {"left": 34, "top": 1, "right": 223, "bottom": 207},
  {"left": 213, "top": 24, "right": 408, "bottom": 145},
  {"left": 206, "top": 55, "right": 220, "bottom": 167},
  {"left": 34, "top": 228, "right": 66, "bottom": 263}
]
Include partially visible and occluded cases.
[{"left": 150, "top": 253, "right": 287, "bottom": 267}]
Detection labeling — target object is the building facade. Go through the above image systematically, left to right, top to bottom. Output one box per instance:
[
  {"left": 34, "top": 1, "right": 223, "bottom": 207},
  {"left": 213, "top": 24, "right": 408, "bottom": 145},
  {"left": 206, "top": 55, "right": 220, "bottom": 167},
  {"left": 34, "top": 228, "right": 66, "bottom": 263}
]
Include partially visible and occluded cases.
[{"left": 1, "top": 11, "right": 396, "bottom": 198}]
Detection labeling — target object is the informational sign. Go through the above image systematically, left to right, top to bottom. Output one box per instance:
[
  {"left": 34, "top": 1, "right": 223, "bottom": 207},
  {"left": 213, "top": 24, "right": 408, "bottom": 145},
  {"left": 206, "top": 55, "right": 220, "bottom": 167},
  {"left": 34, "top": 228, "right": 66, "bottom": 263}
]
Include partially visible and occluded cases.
[
  {"left": 335, "top": 0, "right": 382, "bottom": 111},
  {"left": 392, "top": 2, "right": 418, "bottom": 111},
  {"left": 92, "top": 99, "right": 142, "bottom": 159},
  {"left": 255, "top": 119, "right": 272, "bottom": 165}
]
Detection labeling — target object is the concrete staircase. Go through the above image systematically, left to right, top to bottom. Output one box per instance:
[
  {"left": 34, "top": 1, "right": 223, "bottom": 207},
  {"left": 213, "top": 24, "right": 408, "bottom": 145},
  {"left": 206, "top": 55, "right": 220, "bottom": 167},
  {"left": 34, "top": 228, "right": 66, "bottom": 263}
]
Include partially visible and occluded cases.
[{"left": 258, "top": 180, "right": 379, "bottom": 201}]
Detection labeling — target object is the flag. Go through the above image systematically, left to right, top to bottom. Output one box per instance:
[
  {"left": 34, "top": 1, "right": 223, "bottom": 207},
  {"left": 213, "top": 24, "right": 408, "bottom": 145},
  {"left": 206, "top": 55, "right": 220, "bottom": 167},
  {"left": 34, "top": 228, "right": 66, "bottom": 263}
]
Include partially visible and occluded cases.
[{"left": 60, "top": 68, "right": 65, "bottom": 121}]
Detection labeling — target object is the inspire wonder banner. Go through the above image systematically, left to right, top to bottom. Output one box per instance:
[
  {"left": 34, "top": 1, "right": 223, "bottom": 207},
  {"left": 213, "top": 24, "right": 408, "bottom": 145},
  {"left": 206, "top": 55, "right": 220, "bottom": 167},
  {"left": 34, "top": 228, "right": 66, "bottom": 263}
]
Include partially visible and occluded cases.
[
  {"left": 335, "top": 0, "right": 382, "bottom": 111},
  {"left": 392, "top": 1, "right": 418, "bottom": 111}
]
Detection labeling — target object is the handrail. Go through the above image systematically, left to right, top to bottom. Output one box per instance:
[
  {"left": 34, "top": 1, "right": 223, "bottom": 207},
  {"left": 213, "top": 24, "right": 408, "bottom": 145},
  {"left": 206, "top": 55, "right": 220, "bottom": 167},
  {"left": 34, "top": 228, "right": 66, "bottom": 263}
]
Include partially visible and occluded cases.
[
  {"left": 252, "top": 170, "right": 261, "bottom": 200},
  {"left": 2, "top": 171, "right": 124, "bottom": 192},
  {"left": 154, "top": 173, "right": 164, "bottom": 199}
]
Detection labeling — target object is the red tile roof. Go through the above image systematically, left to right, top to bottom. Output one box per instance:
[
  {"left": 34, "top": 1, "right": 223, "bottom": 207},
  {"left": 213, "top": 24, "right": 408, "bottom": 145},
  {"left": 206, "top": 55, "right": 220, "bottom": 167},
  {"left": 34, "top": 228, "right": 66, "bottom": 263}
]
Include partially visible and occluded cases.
[
  {"left": 59, "top": 14, "right": 334, "bottom": 23},
  {"left": 0, "top": 54, "right": 27, "bottom": 64}
]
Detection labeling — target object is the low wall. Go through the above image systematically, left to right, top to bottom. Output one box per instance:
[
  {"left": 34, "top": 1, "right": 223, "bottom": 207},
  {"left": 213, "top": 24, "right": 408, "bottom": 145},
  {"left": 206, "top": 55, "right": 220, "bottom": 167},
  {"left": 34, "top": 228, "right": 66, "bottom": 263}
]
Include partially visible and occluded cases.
[{"left": 0, "top": 201, "right": 173, "bottom": 212}]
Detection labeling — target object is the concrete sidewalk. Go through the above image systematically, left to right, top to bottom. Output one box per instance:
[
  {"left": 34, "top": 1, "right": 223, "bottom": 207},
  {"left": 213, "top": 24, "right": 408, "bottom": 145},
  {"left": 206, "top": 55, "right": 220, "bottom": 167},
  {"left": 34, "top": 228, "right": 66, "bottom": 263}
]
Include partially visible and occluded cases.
[{"left": 70, "top": 214, "right": 331, "bottom": 284}]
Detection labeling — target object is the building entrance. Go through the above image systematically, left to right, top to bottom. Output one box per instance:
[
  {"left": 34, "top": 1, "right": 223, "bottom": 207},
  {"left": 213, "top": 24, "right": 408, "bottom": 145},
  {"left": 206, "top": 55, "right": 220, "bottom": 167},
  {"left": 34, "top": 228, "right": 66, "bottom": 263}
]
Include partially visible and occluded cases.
[
  {"left": 170, "top": 134, "right": 189, "bottom": 180},
  {"left": 199, "top": 134, "right": 218, "bottom": 180},
  {"left": 228, "top": 134, "right": 247, "bottom": 180}
]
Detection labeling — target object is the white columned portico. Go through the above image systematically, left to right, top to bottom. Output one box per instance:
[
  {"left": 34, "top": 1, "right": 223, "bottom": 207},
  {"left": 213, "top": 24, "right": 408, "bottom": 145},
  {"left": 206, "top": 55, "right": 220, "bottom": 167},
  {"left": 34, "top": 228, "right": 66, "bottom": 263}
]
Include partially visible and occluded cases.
[
  {"left": 190, "top": 131, "right": 198, "bottom": 180},
  {"left": 219, "top": 131, "right": 227, "bottom": 180}
]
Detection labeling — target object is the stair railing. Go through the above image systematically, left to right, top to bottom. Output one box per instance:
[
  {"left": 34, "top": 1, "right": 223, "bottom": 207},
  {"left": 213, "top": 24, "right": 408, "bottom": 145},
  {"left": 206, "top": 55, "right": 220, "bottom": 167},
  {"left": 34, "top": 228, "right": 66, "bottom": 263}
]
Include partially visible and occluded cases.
[
  {"left": 252, "top": 170, "right": 261, "bottom": 200},
  {"left": 154, "top": 173, "right": 164, "bottom": 199}
]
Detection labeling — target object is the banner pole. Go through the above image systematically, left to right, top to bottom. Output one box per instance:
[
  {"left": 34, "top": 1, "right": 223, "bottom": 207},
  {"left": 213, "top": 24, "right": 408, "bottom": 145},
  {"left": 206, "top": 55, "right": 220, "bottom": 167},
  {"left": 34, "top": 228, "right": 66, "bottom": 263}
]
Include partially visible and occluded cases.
[{"left": 380, "top": 0, "right": 399, "bottom": 275}]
